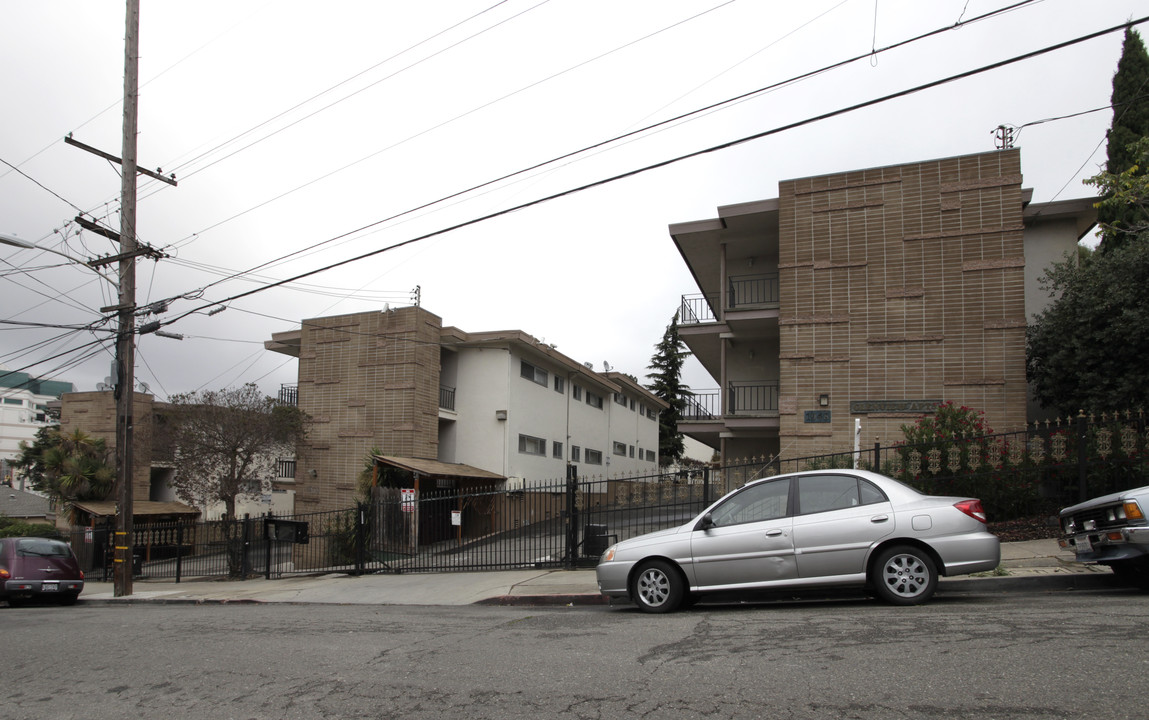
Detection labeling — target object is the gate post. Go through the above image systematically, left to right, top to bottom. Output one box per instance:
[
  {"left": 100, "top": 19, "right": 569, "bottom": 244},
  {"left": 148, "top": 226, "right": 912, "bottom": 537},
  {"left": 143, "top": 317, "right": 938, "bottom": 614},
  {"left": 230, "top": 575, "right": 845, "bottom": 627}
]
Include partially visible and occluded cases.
[
  {"left": 1077, "top": 411, "right": 1089, "bottom": 502},
  {"left": 874, "top": 441, "right": 881, "bottom": 473},
  {"left": 565, "top": 465, "right": 578, "bottom": 570},
  {"left": 702, "top": 467, "right": 710, "bottom": 506},
  {"left": 355, "top": 502, "right": 367, "bottom": 576},
  {"left": 264, "top": 512, "right": 274, "bottom": 580},
  {"left": 241, "top": 514, "right": 253, "bottom": 579},
  {"left": 175, "top": 522, "right": 184, "bottom": 584}
]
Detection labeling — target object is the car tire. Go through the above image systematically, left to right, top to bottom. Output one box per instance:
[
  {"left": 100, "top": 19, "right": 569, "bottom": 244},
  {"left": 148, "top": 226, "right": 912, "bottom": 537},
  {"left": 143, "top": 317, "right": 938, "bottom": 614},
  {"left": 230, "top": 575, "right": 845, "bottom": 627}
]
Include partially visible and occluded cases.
[
  {"left": 871, "top": 545, "right": 937, "bottom": 606},
  {"left": 1108, "top": 559, "right": 1149, "bottom": 589},
  {"left": 631, "top": 560, "right": 684, "bottom": 613},
  {"left": 58, "top": 593, "right": 80, "bottom": 606},
  {"left": 6, "top": 596, "right": 25, "bottom": 608}
]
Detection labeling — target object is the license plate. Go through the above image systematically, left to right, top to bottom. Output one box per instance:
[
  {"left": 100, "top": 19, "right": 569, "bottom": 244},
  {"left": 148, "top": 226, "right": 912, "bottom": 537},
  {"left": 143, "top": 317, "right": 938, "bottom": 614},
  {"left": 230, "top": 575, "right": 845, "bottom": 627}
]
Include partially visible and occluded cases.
[
  {"left": 1076, "top": 534, "right": 1093, "bottom": 554},
  {"left": 42, "top": 581, "right": 58, "bottom": 592}
]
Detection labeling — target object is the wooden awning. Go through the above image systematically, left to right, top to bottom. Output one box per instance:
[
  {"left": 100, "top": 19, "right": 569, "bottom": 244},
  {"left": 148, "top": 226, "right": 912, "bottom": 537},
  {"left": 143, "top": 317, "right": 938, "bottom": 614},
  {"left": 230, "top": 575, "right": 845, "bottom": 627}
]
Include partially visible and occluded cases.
[
  {"left": 372, "top": 455, "right": 504, "bottom": 481},
  {"left": 70, "top": 500, "right": 201, "bottom": 518}
]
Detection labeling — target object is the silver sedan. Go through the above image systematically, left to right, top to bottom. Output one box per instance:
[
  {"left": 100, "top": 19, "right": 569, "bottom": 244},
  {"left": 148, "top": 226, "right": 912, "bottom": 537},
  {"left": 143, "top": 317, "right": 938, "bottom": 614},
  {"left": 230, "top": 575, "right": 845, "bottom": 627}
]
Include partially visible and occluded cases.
[{"left": 596, "top": 469, "right": 1000, "bottom": 612}]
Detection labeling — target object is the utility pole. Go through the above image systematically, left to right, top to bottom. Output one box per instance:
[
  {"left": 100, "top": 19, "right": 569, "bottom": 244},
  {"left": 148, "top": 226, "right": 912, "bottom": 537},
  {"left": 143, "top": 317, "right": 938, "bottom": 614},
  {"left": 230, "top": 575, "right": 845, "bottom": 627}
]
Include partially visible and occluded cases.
[{"left": 114, "top": 0, "right": 140, "bottom": 598}]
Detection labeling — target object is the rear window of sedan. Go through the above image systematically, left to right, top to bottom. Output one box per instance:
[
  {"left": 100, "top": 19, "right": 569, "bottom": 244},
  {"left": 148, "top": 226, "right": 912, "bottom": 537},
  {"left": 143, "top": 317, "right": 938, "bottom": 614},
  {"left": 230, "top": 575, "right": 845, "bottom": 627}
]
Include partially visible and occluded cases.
[
  {"left": 797, "top": 475, "right": 887, "bottom": 515},
  {"left": 15, "top": 538, "right": 73, "bottom": 558}
]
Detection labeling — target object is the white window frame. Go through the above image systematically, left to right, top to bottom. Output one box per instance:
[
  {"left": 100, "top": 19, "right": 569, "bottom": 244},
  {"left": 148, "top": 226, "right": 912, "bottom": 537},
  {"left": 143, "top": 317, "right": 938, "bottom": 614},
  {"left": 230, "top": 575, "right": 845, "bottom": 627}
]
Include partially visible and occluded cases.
[
  {"left": 520, "top": 360, "right": 547, "bottom": 387},
  {"left": 518, "top": 433, "right": 547, "bottom": 456}
]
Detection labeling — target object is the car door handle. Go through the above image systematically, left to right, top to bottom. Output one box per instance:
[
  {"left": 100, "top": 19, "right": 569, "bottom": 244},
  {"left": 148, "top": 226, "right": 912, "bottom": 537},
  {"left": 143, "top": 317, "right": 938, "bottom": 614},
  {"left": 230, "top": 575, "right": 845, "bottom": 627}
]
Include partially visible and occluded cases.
[
  {"left": 870, "top": 515, "right": 889, "bottom": 523},
  {"left": 765, "top": 529, "right": 783, "bottom": 537}
]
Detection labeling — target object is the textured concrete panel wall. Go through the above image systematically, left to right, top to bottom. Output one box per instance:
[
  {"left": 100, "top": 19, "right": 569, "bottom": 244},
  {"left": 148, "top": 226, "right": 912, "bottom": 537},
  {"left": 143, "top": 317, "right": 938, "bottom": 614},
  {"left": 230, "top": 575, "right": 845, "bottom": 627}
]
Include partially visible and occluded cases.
[
  {"left": 777, "top": 150, "right": 1027, "bottom": 457},
  {"left": 294, "top": 306, "right": 443, "bottom": 513}
]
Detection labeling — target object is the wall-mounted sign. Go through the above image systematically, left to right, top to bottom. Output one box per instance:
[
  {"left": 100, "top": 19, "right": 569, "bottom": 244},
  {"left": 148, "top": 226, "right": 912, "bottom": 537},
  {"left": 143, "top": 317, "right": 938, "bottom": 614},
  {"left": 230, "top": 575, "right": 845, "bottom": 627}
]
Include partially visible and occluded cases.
[
  {"left": 849, "top": 399, "right": 942, "bottom": 414},
  {"left": 804, "top": 410, "right": 831, "bottom": 423},
  {"left": 401, "top": 488, "right": 416, "bottom": 513},
  {"left": 451, "top": 510, "right": 462, "bottom": 527}
]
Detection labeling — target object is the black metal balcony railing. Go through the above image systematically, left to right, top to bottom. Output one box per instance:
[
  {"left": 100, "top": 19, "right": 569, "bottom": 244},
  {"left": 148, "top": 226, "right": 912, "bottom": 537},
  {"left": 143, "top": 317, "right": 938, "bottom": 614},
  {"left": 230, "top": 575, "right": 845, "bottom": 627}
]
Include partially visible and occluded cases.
[
  {"left": 728, "top": 272, "right": 779, "bottom": 309},
  {"left": 679, "top": 294, "right": 717, "bottom": 325},
  {"left": 728, "top": 381, "right": 779, "bottom": 414},
  {"left": 278, "top": 384, "right": 298, "bottom": 406},
  {"left": 439, "top": 385, "right": 456, "bottom": 411},
  {"left": 682, "top": 391, "right": 720, "bottom": 420},
  {"left": 276, "top": 458, "right": 296, "bottom": 479}
]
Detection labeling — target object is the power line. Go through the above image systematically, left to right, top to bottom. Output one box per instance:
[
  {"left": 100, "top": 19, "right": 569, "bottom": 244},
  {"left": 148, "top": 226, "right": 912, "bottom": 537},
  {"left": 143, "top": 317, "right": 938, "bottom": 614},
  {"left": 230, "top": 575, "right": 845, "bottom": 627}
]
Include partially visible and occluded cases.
[
  {"left": 151, "top": 0, "right": 737, "bottom": 250},
  {"left": 154, "top": 0, "right": 1041, "bottom": 307},
  {"left": 150, "top": 15, "right": 1147, "bottom": 335}
]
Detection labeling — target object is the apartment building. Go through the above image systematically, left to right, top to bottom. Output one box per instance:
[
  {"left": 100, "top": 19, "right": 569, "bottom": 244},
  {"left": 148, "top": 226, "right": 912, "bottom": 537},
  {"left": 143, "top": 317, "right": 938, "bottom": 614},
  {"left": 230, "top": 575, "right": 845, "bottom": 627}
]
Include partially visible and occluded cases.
[
  {"left": 670, "top": 148, "right": 1096, "bottom": 462},
  {"left": 265, "top": 306, "right": 666, "bottom": 514},
  {"left": 0, "top": 366, "right": 73, "bottom": 486}
]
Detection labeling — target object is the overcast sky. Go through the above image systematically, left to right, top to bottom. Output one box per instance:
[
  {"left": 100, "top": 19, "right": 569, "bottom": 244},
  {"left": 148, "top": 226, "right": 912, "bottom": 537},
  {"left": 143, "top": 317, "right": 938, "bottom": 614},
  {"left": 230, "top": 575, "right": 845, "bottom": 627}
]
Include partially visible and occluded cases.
[{"left": 1, "top": 0, "right": 1144, "bottom": 400}]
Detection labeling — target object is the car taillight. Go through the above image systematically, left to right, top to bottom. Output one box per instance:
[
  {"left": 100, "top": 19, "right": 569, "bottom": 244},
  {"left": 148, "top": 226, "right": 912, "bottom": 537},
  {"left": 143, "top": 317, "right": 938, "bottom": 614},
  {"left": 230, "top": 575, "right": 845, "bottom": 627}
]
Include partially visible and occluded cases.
[
  {"left": 954, "top": 499, "right": 987, "bottom": 523},
  {"left": 0, "top": 568, "right": 9, "bottom": 579}
]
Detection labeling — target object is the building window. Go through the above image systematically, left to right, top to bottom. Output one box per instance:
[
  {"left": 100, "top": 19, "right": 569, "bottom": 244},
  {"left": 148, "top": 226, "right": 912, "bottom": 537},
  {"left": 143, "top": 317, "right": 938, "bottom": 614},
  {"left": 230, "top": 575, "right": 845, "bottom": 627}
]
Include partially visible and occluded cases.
[
  {"left": 520, "top": 360, "right": 547, "bottom": 386},
  {"left": 554, "top": 376, "right": 565, "bottom": 393},
  {"left": 572, "top": 385, "right": 582, "bottom": 401},
  {"left": 586, "top": 391, "right": 603, "bottom": 410},
  {"left": 614, "top": 392, "right": 627, "bottom": 406},
  {"left": 2, "top": 398, "right": 22, "bottom": 406},
  {"left": 629, "top": 398, "right": 635, "bottom": 410},
  {"left": 518, "top": 434, "right": 546, "bottom": 456},
  {"left": 553, "top": 441, "right": 563, "bottom": 459},
  {"left": 613, "top": 441, "right": 627, "bottom": 455},
  {"left": 571, "top": 445, "right": 581, "bottom": 463},
  {"left": 629, "top": 445, "right": 635, "bottom": 458},
  {"left": 585, "top": 448, "right": 603, "bottom": 465},
  {"left": 645, "top": 450, "right": 656, "bottom": 462}
]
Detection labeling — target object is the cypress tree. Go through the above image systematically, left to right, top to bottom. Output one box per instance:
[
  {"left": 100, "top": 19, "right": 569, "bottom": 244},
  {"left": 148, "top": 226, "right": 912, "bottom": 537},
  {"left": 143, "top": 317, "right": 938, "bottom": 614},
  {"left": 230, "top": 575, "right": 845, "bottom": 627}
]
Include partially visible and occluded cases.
[
  {"left": 1099, "top": 28, "right": 1149, "bottom": 250},
  {"left": 645, "top": 313, "right": 691, "bottom": 466}
]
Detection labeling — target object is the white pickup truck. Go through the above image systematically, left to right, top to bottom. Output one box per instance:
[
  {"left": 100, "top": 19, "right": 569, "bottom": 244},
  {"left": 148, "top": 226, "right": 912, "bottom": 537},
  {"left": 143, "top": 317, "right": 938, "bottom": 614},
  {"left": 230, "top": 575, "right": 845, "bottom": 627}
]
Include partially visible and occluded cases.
[{"left": 1059, "top": 485, "right": 1149, "bottom": 584}]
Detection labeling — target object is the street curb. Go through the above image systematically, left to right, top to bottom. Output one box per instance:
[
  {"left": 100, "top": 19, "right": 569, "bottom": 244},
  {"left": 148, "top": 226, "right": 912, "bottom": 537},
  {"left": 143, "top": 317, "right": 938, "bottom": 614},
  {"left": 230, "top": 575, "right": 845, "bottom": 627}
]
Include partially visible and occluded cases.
[
  {"left": 939, "top": 572, "right": 1121, "bottom": 594},
  {"left": 475, "top": 593, "right": 611, "bottom": 607},
  {"left": 77, "top": 597, "right": 266, "bottom": 607}
]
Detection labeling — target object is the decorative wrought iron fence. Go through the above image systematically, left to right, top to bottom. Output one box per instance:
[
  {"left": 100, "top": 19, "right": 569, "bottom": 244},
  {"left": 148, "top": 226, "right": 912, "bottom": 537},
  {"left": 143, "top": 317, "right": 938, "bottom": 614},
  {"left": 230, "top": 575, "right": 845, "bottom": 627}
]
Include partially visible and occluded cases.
[{"left": 719, "top": 411, "right": 1149, "bottom": 521}]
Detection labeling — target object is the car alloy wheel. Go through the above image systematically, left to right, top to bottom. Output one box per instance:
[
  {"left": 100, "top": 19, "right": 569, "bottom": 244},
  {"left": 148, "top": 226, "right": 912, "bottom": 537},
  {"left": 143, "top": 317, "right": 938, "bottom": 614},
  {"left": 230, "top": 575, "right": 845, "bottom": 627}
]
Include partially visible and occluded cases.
[
  {"left": 873, "top": 545, "right": 937, "bottom": 605},
  {"left": 632, "top": 560, "right": 684, "bottom": 613}
]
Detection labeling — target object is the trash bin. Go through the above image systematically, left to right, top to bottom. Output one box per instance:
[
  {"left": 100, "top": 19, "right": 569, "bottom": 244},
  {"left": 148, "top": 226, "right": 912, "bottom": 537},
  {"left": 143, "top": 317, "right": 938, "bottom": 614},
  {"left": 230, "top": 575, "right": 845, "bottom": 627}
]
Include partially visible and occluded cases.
[
  {"left": 583, "top": 524, "right": 609, "bottom": 558},
  {"left": 132, "top": 552, "right": 143, "bottom": 578}
]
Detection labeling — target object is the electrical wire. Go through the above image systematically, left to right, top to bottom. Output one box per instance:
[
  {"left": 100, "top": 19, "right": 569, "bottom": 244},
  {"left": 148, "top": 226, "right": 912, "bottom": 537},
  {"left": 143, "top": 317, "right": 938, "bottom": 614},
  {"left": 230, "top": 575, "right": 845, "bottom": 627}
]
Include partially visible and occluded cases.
[
  {"left": 154, "top": 0, "right": 1044, "bottom": 302},
  {"left": 151, "top": 10, "right": 1147, "bottom": 333}
]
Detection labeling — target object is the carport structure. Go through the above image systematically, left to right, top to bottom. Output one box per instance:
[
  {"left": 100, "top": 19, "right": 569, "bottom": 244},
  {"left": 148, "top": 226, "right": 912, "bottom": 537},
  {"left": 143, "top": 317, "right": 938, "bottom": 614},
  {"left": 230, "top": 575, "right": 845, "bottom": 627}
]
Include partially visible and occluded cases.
[{"left": 369, "top": 455, "right": 505, "bottom": 549}]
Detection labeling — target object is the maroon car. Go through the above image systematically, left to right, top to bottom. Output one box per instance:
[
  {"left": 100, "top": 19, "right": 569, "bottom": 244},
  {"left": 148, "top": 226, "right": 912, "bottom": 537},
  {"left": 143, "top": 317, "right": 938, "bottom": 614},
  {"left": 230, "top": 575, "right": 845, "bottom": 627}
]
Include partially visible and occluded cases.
[{"left": 0, "top": 537, "right": 85, "bottom": 607}]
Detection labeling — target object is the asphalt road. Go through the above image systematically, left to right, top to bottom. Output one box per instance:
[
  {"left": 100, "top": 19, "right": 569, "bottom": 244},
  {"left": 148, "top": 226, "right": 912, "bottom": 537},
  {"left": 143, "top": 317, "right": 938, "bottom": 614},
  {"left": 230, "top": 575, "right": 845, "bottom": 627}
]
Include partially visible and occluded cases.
[{"left": 3, "top": 587, "right": 1147, "bottom": 719}]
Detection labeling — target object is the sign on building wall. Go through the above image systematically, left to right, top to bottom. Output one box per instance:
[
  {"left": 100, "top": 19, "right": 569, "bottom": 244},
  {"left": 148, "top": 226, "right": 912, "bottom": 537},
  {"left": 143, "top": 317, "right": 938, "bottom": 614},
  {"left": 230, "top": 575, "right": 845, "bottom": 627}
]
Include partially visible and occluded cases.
[
  {"left": 849, "top": 400, "right": 942, "bottom": 414},
  {"left": 804, "top": 410, "right": 831, "bottom": 423},
  {"left": 401, "top": 488, "right": 416, "bottom": 513}
]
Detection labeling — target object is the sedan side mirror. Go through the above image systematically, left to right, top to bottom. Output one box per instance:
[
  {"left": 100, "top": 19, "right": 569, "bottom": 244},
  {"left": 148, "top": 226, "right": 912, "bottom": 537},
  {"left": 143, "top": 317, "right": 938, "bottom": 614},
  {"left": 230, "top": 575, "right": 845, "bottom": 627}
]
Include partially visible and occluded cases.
[{"left": 699, "top": 512, "right": 715, "bottom": 531}]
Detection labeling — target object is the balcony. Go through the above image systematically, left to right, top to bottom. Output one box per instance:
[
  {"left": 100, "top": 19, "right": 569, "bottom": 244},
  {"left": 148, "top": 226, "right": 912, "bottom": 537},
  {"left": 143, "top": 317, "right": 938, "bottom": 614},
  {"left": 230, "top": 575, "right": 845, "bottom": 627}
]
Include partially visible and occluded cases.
[
  {"left": 728, "top": 272, "right": 779, "bottom": 309},
  {"left": 679, "top": 273, "right": 779, "bottom": 327},
  {"left": 679, "top": 294, "right": 717, "bottom": 325},
  {"left": 728, "top": 381, "right": 779, "bottom": 415},
  {"left": 683, "top": 383, "right": 779, "bottom": 419},
  {"left": 278, "top": 384, "right": 298, "bottom": 406},
  {"left": 439, "top": 385, "right": 456, "bottom": 411},
  {"left": 683, "top": 390, "right": 720, "bottom": 420},
  {"left": 276, "top": 458, "right": 296, "bottom": 479}
]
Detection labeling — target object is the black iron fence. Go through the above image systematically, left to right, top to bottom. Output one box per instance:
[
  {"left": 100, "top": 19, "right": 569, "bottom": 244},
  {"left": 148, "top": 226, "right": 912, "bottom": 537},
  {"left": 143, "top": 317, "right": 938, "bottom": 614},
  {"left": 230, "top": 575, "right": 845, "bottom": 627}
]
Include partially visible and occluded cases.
[
  {"left": 719, "top": 411, "right": 1149, "bottom": 520},
  {"left": 68, "top": 412, "right": 1147, "bottom": 584},
  {"left": 69, "top": 467, "right": 716, "bottom": 581}
]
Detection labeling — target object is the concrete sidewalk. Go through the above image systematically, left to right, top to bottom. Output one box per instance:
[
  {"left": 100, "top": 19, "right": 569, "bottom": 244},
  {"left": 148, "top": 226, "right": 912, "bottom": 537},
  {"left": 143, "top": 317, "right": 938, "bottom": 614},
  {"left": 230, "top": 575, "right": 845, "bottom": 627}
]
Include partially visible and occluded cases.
[{"left": 77, "top": 538, "right": 1119, "bottom": 608}]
